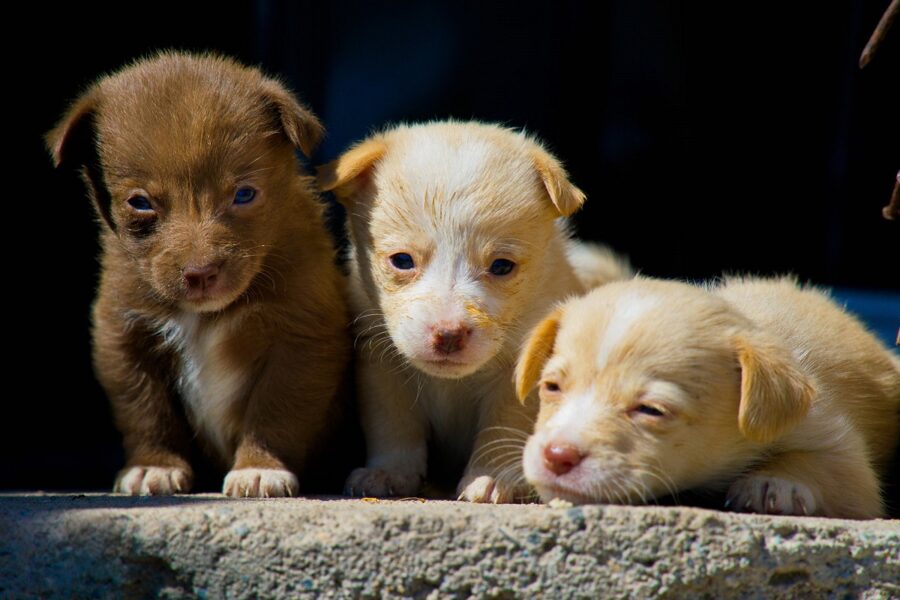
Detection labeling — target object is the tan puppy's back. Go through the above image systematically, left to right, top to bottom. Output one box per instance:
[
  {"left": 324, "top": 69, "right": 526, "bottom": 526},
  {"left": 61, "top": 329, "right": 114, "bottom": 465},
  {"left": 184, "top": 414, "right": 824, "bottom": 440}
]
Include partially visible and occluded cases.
[{"left": 718, "top": 278, "right": 900, "bottom": 468}]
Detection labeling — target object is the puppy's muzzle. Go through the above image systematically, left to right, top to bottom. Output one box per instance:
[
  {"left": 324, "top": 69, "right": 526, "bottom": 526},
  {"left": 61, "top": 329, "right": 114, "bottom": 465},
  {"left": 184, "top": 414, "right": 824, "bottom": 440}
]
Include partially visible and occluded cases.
[
  {"left": 183, "top": 262, "right": 222, "bottom": 298},
  {"left": 431, "top": 324, "right": 472, "bottom": 355},
  {"left": 543, "top": 442, "right": 586, "bottom": 476}
]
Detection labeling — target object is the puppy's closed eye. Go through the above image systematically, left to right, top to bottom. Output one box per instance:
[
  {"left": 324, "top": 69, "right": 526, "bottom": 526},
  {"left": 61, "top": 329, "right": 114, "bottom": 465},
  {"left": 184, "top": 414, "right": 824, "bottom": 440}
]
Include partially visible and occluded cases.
[{"left": 629, "top": 404, "right": 666, "bottom": 418}]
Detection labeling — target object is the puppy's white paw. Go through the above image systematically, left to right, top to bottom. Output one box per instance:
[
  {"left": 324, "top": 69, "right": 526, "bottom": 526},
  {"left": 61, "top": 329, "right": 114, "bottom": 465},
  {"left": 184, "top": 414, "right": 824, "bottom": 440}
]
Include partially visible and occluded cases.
[
  {"left": 114, "top": 466, "right": 192, "bottom": 496},
  {"left": 344, "top": 467, "right": 422, "bottom": 497},
  {"left": 223, "top": 468, "right": 299, "bottom": 498},
  {"left": 457, "top": 474, "right": 533, "bottom": 504},
  {"left": 726, "top": 474, "right": 818, "bottom": 516}
]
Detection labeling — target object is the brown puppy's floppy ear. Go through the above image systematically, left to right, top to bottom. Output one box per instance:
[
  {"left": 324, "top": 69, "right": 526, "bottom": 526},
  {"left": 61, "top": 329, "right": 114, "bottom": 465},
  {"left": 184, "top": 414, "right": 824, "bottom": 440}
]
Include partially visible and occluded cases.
[
  {"left": 259, "top": 78, "right": 325, "bottom": 157},
  {"left": 46, "top": 89, "right": 116, "bottom": 231},
  {"left": 317, "top": 138, "right": 388, "bottom": 203},
  {"left": 530, "top": 145, "right": 586, "bottom": 217},
  {"left": 515, "top": 308, "right": 563, "bottom": 403},
  {"left": 735, "top": 332, "right": 815, "bottom": 443}
]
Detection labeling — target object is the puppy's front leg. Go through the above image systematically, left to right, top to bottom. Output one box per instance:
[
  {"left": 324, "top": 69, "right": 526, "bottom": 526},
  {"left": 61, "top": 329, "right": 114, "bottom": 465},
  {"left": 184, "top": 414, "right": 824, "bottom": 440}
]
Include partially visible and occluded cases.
[
  {"left": 95, "top": 311, "right": 194, "bottom": 496},
  {"left": 224, "top": 341, "right": 344, "bottom": 498},
  {"left": 345, "top": 352, "right": 427, "bottom": 497},
  {"left": 458, "top": 386, "right": 538, "bottom": 504},
  {"left": 725, "top": 434, "right": 883, "bottom": 519}
]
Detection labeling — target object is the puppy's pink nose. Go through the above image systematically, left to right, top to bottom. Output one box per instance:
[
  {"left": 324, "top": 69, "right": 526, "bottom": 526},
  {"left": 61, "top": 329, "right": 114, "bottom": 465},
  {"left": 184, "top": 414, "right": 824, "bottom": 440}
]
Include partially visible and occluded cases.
[
  {"left": 184, "top": 263, "right": 221, "bottom": 293},
  {"left": 432, "top": 325, "right": 471, "bottom": 355},
  {"left": 543, "top": 443, "right": 585, "bottom": 476}
]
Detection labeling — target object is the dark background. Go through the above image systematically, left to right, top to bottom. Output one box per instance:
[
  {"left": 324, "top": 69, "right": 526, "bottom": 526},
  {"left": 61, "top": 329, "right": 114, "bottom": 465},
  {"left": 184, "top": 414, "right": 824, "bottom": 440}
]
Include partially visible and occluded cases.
[{"left": 4, "top": 1, "right": 898, "bottom": 511}]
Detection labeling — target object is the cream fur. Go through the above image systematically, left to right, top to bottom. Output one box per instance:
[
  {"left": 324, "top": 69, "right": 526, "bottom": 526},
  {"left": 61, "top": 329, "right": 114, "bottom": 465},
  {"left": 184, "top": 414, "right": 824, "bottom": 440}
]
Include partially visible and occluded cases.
[
  {"left": 320, "top": 121, "right": 630, "bottom": 503},
  {"left": 517, "top": 277, "right": 900, "bottom": 519},
  {"left": 157, "top": 313, "right": 251, "bottom": 460}
]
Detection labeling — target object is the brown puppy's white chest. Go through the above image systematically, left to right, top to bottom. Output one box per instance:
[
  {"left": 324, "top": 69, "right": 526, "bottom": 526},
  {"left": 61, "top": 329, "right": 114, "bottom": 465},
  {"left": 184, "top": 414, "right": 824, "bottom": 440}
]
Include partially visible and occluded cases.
[{"left": 158, "top": 312, "right": 251, "bottom": 460}]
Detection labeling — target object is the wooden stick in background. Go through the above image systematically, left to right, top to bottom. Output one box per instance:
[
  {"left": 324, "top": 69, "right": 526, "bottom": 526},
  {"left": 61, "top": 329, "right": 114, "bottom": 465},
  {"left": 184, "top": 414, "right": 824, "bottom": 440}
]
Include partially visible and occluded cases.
[{"left": 859, "top": 0, "right": 899, "bottom": 68}]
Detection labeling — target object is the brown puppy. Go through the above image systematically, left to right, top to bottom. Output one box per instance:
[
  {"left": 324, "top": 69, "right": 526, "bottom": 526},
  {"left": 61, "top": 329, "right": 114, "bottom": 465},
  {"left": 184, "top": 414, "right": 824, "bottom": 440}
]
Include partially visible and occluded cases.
[
  {"left": 47, "top": 52, "right": 350, "bottom": 497},
  {"left": 517, "top": 277, "right": 900, "bottom": 518}
]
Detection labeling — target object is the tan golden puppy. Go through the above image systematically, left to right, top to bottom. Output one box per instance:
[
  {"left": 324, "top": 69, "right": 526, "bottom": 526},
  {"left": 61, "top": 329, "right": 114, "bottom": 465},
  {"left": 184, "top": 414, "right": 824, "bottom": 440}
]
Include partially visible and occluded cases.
[
  {"left": 47, "top": 52, "right": 350, "bottom": 497},
  {"left": 318, "top": 121, "right": 629, "bottom": 502},
  {"left": 517, "top": 277, "right": 900, "bottom": 518}
]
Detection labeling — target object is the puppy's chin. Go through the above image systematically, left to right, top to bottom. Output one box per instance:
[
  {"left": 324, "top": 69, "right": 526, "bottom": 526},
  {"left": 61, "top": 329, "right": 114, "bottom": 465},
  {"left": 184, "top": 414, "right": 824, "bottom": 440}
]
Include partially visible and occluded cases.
[
  {"left": 178, "top": 291, "right": 243, "bottom": 314},
  {"left": 410, "top": 357, "right": 485, "bottom": 379},
  {"left": 533, "top": 483, "right": 599, "bottom": 506}
]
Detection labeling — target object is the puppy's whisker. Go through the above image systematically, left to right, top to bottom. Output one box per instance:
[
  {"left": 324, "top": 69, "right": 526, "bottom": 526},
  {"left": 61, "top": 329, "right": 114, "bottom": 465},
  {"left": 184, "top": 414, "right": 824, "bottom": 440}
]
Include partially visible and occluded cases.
[{"left": 479, "top": 426, "right": 531, "bottom": 439}]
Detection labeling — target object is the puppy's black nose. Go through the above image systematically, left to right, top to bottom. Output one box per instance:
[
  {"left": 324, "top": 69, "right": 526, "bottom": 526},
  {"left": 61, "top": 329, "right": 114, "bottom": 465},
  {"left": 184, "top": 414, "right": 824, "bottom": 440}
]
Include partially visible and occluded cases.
[
  {"left": 184, "top": 263, "right": 221, "bottom": 293},
  {"left": 432, "top": 326, "right": 471, "bottom": 354},
  {"left": 543, "top": 443, "right": 585, "bottom": 476}
]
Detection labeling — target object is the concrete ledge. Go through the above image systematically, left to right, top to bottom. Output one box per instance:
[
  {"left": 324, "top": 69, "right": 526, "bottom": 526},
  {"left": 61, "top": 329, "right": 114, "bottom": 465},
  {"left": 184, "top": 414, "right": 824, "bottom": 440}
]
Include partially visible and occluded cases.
[{"left": 1, "top": 494, "right": 897, "bottom": 599}]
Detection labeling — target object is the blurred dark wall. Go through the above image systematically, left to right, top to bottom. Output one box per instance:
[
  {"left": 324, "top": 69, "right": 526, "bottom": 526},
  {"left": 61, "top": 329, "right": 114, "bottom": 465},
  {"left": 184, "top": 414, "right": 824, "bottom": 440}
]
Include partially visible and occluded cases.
[{"left": 3, "top": 2, "right": 897, "bottom": 507}]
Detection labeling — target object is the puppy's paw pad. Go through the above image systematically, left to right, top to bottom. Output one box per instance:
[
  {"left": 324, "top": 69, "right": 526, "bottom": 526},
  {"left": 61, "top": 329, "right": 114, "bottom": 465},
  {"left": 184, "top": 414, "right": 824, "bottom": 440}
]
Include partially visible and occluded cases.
[
  {"left": 115, "top": 466, "right": 192, "bottom": 496},
  {"left": 223, "top": 468, "right": 299, "bottom": 498},
  {"left": 344, "top": 468, "right": 421, "bottom": 497},
  {"left": 457, "top": 474, "right": 532, "bottom": 504},
  {"left": 726, "top": 475, "right": 817, "bottom": 516}
]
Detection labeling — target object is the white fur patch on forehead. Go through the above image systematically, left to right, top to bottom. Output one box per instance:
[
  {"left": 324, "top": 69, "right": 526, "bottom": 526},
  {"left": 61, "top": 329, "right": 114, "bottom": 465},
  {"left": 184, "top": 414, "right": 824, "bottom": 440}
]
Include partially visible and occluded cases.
[
  {"left": 375, "top": 123, "right": 542, "bottom": 207},
  {"left": 394, "top": 135, "right": 493, "bottom": 193},
  {"left": 596, "top": 292, "right": 661, "bottom": 369},
  {"left": 545, "top": 388, "right": 598, "bottom": 445}
]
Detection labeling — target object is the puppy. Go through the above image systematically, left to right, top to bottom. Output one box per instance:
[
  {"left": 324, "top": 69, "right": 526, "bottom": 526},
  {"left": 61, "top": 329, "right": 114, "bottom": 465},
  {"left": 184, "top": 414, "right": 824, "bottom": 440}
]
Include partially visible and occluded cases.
[
  {"left": 47, "top": 52, "right": 351, "bottom": 497},
  {"left": 318, "top": 121, "right": 629, "bottom": 502},
  {"left": 516, "top": 277, "right": 900, "bottom": 518}
]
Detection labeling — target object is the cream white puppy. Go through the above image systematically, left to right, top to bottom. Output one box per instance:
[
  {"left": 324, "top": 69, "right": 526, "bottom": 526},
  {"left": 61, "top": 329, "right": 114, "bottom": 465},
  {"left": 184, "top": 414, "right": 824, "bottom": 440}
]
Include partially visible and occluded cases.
[
  {"left": 319, "top": 121, "right": 628, "bottom": 502},
  {"left": 516, "top": 277, "right": 900, "bottom": 518}
]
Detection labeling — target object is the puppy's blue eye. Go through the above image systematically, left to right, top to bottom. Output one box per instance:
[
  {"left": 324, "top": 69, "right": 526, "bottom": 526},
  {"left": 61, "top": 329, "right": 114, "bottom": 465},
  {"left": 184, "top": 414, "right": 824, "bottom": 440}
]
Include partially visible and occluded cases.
[
  {"left": 234, "top": 187, "right": 256, "bottom": 205},
  {"left": 128, "top": 196, "right": 153, "bottom": 211},
  {"left": 390, "top": 253, "right": 415, "bottom": 270},
  {"left": 489, "top": 258, "right": 516, "bottom": 276},
  {"left": 636, "top": 405, "right": 665, "bottom": 417}
]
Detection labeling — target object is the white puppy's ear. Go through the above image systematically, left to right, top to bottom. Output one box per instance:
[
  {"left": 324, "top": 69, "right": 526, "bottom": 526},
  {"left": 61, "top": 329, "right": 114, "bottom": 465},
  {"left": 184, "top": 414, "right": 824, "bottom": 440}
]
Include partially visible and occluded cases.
[
  {"left": 317, "top": 138, "right": 388, "bottom": 203},
  {"left": 530, "top": 146, "right": 586, "bottom": 217},
  {"left": 515, "top": 308, "right": 563, "bottom": 403},
  {"left": 735, "top": 332, "right": 815, "bottom": 443}
]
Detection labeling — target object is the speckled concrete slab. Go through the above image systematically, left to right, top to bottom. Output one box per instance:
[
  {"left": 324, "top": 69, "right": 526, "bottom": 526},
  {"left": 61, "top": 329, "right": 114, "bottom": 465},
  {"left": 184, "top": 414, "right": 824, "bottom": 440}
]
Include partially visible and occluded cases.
[{"left": 1, "top": 494, "right": 897, "bottom": 599}]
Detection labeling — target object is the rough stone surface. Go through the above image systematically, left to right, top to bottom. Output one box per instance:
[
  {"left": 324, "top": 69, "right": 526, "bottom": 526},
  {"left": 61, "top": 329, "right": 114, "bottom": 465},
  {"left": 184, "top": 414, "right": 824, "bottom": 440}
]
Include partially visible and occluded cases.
[{"left": 1, "top": 494, "right": 897, "bottom": 599}]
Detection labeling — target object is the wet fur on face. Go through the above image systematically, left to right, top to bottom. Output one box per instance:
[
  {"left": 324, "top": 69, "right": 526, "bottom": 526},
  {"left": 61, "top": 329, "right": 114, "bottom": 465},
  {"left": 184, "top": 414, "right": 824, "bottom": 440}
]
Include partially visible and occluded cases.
[
  {"left": 47, "top": 52, "right": 351, "bottom": 497},
  {"left": 319, "top": 121, "right": 629, "bottom": 502},
  {"left": 516, "top": 277, "right": 900, "bottom": 518}
]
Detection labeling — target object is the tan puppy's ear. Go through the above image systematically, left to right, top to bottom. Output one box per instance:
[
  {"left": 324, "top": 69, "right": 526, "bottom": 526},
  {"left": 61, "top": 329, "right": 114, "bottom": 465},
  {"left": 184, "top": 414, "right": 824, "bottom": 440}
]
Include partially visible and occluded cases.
[
  {"left": 259, "top": 79, "right": 324, "bottom": 157},
  {"left": 46, "top": 88, "right": 116, "bottom": 231},
  {"left": 317, "top": 138, "right": 388, "bottom": 202},
  {"left": 530, "top": 146, "right": 586, "bottom": 217},
  {"left": 515, "top": 308, "right": 563, "bottom": 403},
  {"left": 735, "top": 332, "right": 815, "bottom": 443}
]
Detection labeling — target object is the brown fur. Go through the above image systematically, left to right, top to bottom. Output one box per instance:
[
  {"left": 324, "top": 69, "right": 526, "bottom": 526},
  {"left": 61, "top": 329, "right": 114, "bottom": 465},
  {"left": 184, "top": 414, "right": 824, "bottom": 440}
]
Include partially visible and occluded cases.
[
  {"left": 47, "top": 52, "right": 350, "bottom": 497},
  {"left": 517, "top": 277, "right": 900, "bottom": 519}
]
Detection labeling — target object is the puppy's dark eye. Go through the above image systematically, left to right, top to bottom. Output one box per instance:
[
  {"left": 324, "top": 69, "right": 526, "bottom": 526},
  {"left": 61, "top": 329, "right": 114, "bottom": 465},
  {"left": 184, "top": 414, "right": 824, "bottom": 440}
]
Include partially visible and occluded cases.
[
  {"left": 233, "top": 187, "right": 256, "bottom": 205},
  {"left": 127, "top": 196, "right": 153, "bottom": 211},
  {"left": 390, "top": 253, "right": 415, "bottom": 270},
  {"left": 489, "top": 258, "right": 516, "bottom": 276},
  {"left": 542, "top": 381, "right": 560, "bottom": 393},
  {"left": 635, "top": 404, "right": 665, "bottom": 417}
]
